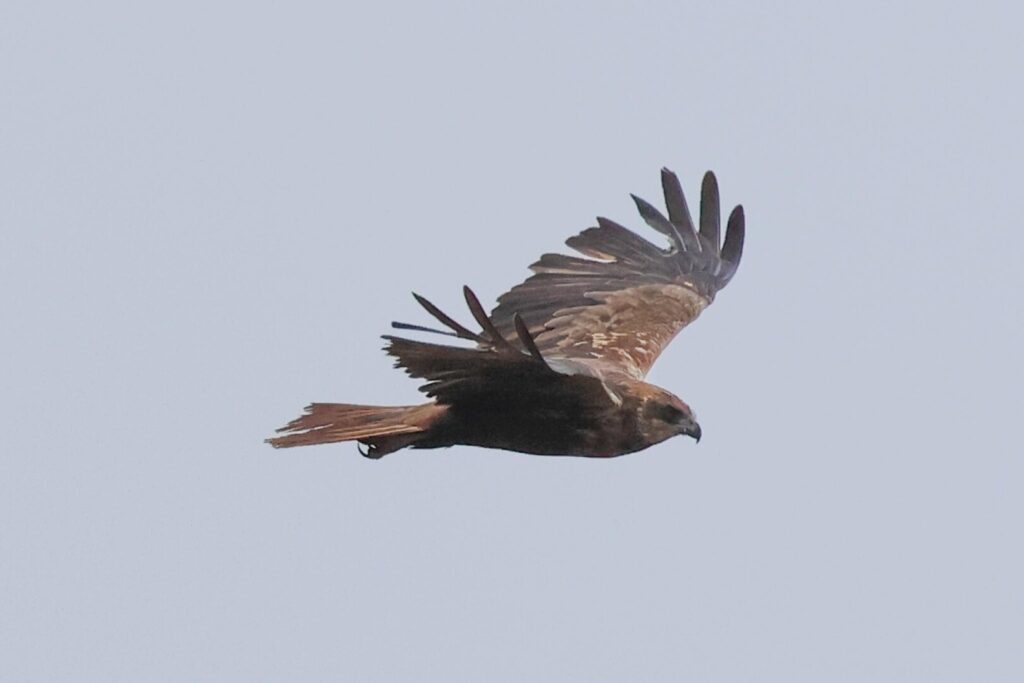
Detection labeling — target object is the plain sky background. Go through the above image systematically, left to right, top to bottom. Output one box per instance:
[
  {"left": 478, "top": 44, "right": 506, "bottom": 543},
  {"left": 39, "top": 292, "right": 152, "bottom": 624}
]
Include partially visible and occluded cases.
[{"left": 2, "top": 1, "right": 1022, "bottom": 681}]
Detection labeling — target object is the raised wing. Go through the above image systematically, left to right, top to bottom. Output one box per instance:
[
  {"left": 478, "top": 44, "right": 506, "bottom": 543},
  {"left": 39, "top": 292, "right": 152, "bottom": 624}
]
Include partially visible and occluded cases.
[
  {"left": 488, "top": 168, "right": 744, "bottom": 379},
  {"left": 386, "top": 287, "right": 613, "bottom": 410}
]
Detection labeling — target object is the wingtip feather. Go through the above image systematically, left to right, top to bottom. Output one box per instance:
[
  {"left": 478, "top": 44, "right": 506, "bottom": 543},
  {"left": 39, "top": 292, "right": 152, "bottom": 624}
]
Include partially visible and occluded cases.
[
  {"left": 699, "top": 171, "right": 721, "bottom": 252},
  {"left": 721, "top": 204, "right": 745, "bottom": 267}
]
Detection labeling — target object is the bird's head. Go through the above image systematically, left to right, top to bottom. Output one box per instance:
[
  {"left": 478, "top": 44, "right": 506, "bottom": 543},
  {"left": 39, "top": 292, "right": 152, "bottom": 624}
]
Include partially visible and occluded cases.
[{"left": 639, "top": 388, "right": 701, "bottom": 445}]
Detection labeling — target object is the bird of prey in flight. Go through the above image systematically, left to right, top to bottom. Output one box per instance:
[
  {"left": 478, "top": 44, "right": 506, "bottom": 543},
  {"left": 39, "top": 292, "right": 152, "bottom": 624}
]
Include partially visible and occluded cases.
[{"left": 268, "top": 168, "right": 744, "bottom": 458}]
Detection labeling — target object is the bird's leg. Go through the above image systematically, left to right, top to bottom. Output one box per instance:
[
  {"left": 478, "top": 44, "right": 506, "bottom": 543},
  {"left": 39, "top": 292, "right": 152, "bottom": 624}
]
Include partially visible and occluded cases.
[{"left": 357, "top": 441, "right": 383, "bottom": 459}]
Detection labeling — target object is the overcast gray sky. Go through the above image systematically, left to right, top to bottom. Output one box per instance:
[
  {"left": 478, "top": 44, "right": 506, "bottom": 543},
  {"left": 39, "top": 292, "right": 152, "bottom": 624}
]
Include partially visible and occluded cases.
[{"left": 2, "top": 1, "right": 1022, "bottom": 681}]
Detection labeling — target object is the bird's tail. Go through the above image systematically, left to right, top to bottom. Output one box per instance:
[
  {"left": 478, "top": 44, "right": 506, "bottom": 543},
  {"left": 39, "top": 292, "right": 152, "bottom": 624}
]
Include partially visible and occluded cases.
[{"left": 266, "top": 402, "right": 446, "bottom": 458}]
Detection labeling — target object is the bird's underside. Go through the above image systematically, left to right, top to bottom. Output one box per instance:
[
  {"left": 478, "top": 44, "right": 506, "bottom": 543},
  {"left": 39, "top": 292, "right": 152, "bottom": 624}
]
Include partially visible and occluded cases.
[{"left": 268, "top": 167, "right": 744, "bottom": 458}]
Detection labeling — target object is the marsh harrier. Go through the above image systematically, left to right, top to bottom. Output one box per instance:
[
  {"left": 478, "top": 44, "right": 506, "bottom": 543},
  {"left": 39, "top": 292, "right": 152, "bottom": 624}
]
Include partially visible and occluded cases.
[{"left": 268, "top": 168, "right": 744, "bottom": 458}]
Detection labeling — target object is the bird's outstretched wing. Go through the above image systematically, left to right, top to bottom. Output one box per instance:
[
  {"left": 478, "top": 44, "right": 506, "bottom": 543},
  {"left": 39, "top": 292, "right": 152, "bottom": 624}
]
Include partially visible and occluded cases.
[{"left": 487, "top": 168, "right": 744, "bottom": 379}]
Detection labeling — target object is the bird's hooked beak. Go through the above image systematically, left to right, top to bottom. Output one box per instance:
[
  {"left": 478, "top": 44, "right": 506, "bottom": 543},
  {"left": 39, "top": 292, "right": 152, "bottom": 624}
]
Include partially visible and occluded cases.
[{"left": 683, "top": 421, "right": 702, "bottom": 443}]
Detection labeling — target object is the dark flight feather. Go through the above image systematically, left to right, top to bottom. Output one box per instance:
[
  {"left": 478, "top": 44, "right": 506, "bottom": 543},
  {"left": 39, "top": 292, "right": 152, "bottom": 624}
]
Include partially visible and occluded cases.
[{"left": 699, "top": 171, "right": 721, "bottom": 254}]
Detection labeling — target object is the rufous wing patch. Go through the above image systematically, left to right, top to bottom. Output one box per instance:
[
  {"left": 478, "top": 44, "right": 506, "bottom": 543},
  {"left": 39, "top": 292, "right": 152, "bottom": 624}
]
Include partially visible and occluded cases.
[{"left": 535, "top": 283, "right": 708, "bottom": 378}]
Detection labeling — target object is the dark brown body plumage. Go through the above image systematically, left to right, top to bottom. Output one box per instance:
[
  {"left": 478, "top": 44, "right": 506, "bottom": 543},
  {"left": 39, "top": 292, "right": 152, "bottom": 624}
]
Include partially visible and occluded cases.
[
  {"left": 268, "top": 168, "right": 744, "bottom": 458},
  {"left": 411, "top": 377, "right": 668, "bottom": 457}
]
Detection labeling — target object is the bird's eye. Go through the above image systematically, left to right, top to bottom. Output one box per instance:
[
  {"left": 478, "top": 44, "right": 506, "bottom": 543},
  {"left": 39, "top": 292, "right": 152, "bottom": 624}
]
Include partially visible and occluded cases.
[
  {"left": 645, "top": 402, "right": 685, "bottom": 423},
  {"left": 661, "top": 405, "right": 685, "bottom": 423}
]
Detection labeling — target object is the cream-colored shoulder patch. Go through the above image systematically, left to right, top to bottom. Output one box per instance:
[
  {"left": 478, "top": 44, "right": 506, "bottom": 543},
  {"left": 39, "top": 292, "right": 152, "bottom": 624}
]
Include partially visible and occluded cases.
[
  {"left": 535, "top": 282, "right": 711, "bottom": 377},
  {"left": 601, "top": 380, "right": 623, "bottom": 406}
]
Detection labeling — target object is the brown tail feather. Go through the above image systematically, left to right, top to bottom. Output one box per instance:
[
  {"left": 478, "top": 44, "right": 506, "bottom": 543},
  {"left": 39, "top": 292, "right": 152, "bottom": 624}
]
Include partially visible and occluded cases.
[{"left": 266, "top": 402, "right": 445, "bottom": 457}]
